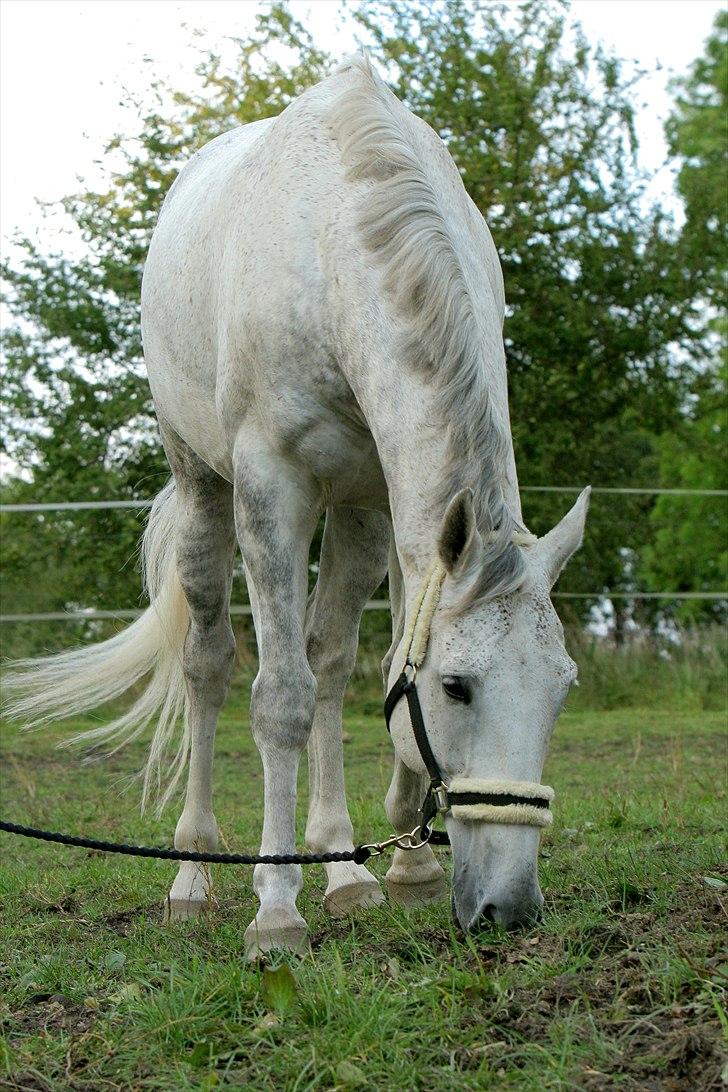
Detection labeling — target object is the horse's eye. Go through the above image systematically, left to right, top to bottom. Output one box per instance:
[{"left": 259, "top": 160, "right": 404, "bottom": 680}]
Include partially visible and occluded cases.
[{"left": 442, "top": 675, "right": 470, "bottom": 703}]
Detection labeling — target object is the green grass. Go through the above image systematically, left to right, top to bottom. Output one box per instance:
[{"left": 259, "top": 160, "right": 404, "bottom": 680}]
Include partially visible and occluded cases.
[{"left": 1, "top": 683, "right": 726, "bottom": 1090}]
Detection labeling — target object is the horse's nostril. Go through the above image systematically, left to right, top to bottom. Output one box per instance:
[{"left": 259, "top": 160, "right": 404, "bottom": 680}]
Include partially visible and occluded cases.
[{"left": 472, "top": 895, "right": 543, "bottom": 932}]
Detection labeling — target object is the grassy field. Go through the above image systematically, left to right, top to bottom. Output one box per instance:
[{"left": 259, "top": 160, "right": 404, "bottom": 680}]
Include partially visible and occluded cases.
[{"left": 1, "top": 668, "right": 726, "bottom": 1090}]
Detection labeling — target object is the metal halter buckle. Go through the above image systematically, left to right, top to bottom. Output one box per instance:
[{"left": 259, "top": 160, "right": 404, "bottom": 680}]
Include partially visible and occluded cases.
[
  {"left": 403, "top": 662, "right": 417, "bottom": 683},
  {"left": 432, "top": 784, "right": 450, "bottom": 813}
]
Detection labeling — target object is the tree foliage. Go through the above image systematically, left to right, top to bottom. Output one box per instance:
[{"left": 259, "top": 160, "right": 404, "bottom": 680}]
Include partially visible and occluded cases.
[
  {"left": 1, "top": 0, "right": 723, "bottom": 646},
  {"left": 352, "top": 0, "right": 704, "bottom": 611},
  {"left": 1, "top": 6, "right": 329, "bottom": 643},
  {"left": 665, "top": 10, "right": 727, "bottom": 305},
  {"left": 639, "top": 11, "right": 728, "bottom": 623},
  {"left": 640, "top": 350, "right": 727, "bottom": 622}
]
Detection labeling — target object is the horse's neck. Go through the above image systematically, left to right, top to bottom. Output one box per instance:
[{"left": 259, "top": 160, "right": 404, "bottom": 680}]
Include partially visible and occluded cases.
[{"left": 353, "top": 362, "right": 522, "bottom": 584}]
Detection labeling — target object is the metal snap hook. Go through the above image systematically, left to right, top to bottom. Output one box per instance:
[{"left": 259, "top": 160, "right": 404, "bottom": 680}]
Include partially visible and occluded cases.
[{"left": 360, "top": 821, "right": 433, "bottom": 858}]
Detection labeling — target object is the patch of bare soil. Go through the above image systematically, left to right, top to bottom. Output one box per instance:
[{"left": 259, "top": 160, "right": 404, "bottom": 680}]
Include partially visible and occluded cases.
[
  {"left": 483, "top": 881, "right": 727, "bottom": 1090},
  {"left": 24, "top": 895, "right": 80, "bottom": 917},
  {"left": 17, "top": 897, "right": 160, "bottom": 934},
  {"left": 100, "top": 902, "right": 161, "bottom": 936},
  {"left": 3, "top": 993, "right": 95, "bottom": 1039},
  {"left": 1, "top": 997, "right": 111, "bottom": 1092},
  {"left": 0, "top": 1073, "right": 56, "bottom": 1092}
]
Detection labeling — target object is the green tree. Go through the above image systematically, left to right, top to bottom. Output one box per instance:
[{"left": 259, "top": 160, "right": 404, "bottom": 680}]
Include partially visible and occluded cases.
[
  {"left": 0, "top": 0, "right": 716, "bottom": 646},
  {"left": 353, "top": 0, "right": 701, "bottom": 622},
  {"left": 1, "top": 6, "right": 329, "bottom": 652},
  {"left": 666, "top": 10, "right": 727, "bottom": 305},
  {"left": 639, "top": 12, "right": 728, "bottom": 621},
  {"left": 640, "top": 350, "right": 727, "bottom": 622}
]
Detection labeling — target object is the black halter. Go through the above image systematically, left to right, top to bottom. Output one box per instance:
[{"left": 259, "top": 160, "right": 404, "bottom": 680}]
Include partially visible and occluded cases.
[
  {"left": 384, "top": 664, "right": 553, "bottom": 844},
  {"left": 384, "top": 667, "right": 450, "bottom": 844}
]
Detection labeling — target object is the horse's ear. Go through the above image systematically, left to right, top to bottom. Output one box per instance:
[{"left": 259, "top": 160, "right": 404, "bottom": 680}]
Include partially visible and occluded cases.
[
  {"left": 534, "top": 487, "right": 591, "bottom": 586},
  {"left": 438, "top": 489, "right": 482, "bottom": 575}
]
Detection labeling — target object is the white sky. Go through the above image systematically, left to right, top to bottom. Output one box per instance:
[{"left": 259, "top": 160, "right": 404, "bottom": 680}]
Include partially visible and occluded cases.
[{"left": 0, "top": 0, "right": 723, "bottom": 252}]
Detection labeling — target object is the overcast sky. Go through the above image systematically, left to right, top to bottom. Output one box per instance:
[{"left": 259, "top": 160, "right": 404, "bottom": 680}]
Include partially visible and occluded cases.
[{"left": 0, "top": 0, "right": 723, "bottom": 252}]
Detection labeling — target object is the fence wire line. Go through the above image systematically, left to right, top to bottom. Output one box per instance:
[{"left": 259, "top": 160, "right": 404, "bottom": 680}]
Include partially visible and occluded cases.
[
  {"left": 1, "top": 486, "right": 727, "bottom": 513},
  {"left": 2, "top": 489, "right": 725, "bottom": 621},
  {"left": 1, "top": 591, "right": 726, "bottom": 624}
]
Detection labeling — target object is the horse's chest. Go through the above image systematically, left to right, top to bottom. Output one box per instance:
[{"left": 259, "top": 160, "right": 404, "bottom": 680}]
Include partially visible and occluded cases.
[{"left": 259, "top": 384, "right": 388, "bottom": 508}]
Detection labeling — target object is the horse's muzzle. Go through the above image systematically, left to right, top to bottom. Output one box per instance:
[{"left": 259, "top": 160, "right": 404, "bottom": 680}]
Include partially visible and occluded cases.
[{"left": 449, "top": 820, "right": 544, "bottom": 932}]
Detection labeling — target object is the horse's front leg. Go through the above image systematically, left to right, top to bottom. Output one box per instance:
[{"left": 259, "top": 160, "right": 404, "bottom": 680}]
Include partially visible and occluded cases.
[
  {"left": 234, "top": 436, "right": 321, "bottom": 959},
  {"left": 304, "top": 506, "right": 389, "bottom": 918},
  {"left": 382, "top": 542, "right": 447, "bottom": 906},
  {"left": 384, "top": 759, "right": 448, "bottom": 906}
]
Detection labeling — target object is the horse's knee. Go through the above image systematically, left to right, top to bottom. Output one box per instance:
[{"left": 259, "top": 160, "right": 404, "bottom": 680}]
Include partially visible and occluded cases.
[
  {"left": 306, "top": 629, "right": 358, "bottom": 695},
  {"left": 251, "top": 663, "right": 316, "bottom": 750}
]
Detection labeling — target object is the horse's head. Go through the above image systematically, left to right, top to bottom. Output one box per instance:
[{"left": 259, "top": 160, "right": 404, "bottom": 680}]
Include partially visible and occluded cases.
[{"left": 387, "top": 486, "right": 590, "bottom": 932}]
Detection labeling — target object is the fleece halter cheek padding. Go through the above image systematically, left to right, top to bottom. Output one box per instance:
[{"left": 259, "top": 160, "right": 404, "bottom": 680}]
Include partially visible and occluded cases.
[
  {"left": 385, "top": 553, "right": 555, "bottom": 830},
  {"left": 401, "top": 560, "right": 447, "bottom": 669},
  {"left": 448, "top": 778, "right": 555, "bottom": 828}
]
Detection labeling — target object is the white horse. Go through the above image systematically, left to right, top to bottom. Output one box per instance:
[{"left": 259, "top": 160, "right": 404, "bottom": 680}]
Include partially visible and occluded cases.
[{"left": 5, "top": 56, "right": 589, "bottom": 958}]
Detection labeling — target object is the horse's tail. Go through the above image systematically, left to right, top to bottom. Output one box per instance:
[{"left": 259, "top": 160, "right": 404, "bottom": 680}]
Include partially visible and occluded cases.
[{"left": 2, "top": 480, "right": 190, "bottom": 812}]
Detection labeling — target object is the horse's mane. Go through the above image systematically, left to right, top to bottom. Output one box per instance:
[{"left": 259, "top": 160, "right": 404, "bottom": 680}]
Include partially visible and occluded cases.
[{"left": 327, "top": 54, "right": 525, "bottom": 605}]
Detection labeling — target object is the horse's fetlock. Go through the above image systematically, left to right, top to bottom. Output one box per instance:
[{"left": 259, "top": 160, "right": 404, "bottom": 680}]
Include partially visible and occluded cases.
[{"left": 385, "top": 779, "right": 425, "bottom": 832}]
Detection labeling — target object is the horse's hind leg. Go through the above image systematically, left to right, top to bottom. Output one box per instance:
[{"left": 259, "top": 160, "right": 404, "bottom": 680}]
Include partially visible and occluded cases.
[
  {"left": 160, "top": 425, "right": 237, "bottom": 921},
  {"left": 233, "top": 430, "right": 321, "bottom": 959},
  {"left": 304, "top": 506, "right": 390, "bottom": 918}
]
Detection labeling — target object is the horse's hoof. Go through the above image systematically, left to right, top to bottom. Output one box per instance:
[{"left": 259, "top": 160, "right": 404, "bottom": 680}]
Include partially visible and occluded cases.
[
  {"left": 385, "top": 873, "right": 448, "bottom": 907},
  {"left": 324, "top": 878, "right": 386, "bottom": 919},
  {"left": 163, "top": 896, "right": 212, "bottom": 923},
  {"left": 244, "top": 914, "right": 309, "bottom": 961}
]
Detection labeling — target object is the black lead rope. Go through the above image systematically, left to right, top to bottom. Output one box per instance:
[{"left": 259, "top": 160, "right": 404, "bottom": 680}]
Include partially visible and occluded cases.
[
  {"left": 1, "top": 665, "right": 548, "bottom": 868},
  {"left": 0, "top": 672, "right": 442, "bottom": 866},
  {"left": 0, "top": 821, "right": 375, "bottom": 866}
]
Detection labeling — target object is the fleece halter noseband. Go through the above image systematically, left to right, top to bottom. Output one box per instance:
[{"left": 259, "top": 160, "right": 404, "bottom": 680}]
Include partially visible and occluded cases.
[{"left": 384, "top": 559, "right": 555, "bottom": 842}]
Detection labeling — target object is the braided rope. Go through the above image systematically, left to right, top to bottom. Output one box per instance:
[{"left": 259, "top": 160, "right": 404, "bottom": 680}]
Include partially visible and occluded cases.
[{"left": 0, "top": 821, "right": 373, "bottom": 865}]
